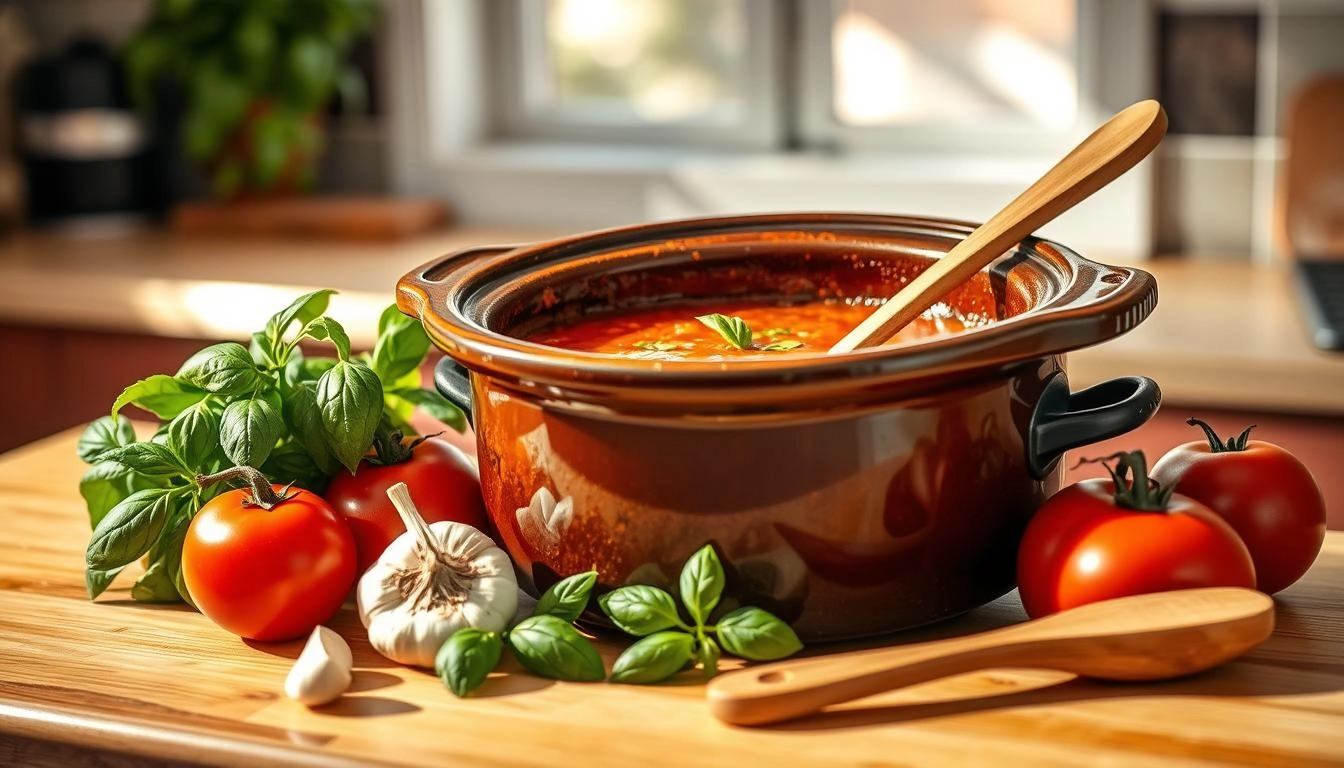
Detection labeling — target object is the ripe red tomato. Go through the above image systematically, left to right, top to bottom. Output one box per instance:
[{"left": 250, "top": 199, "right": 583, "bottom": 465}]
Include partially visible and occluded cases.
[
  {"left": 1151, "top": 419, "right": 1326, "bottom": 594},
  {"left": 324, "top": 435, "right": 491, "bottom": 575},
  {"left": 1017, "top": 452, "right": 1256, "bottom": 619},
  {"left": 183, "top": 479, "right": 357, "bottom": 642}
]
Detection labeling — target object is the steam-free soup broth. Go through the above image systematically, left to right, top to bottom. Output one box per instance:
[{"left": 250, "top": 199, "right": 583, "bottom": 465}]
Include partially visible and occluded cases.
[{"left": 529, "top": 300, "right": 979, "bottom": 358}]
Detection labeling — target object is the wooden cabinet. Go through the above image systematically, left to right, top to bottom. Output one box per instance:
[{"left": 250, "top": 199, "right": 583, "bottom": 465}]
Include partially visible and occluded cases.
[{"left": 0, "top": 324, "right": 206, "bottom": 454}]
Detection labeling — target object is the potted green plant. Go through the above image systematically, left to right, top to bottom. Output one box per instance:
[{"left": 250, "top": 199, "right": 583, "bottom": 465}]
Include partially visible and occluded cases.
[{"left": 123, "top": 0, "right": 378, "bottom": 199}]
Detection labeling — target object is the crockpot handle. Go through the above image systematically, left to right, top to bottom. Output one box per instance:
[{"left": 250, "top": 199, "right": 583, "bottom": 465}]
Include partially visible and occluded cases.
[
  {"left": 396, "top": 244, "right": 519, "bottom": 322},
  {"left": 434, "top": 356, "right": 474, "bottom": 427},
  {"left": 1027, "top": 373, "right": 1162, "bottom": 480}
]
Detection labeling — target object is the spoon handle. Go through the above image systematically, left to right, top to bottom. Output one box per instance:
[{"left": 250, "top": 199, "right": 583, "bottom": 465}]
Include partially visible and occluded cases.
[
  {"left": 828, "top": 100, "right": 1168, "bottom": 354},
  {"left": 706, "top": 587, "right": 1274, "bottom": 726},
  {"left": 707, "top": 621, "right": 1044, "bottom": 726}
]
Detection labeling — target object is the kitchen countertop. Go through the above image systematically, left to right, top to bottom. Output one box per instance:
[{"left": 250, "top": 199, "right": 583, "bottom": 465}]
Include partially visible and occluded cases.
[
  {"left": 1, "top": 228, "right": 1342, "bottom": 414},
  {"left": 0, "top": 425, "right": 1341, "bottom": 767}
]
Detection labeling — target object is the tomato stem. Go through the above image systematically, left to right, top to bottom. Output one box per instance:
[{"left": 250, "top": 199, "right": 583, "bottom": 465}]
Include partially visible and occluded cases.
[
  {"left": 1187, "top": 417, "right": 1255, "bottom": 452},
  {"left": 366, "top": 429, "right": 440, "bottom": 467},
  {"left": 1077, "top": 451, "right": 1175, "bottom": 512},
  {"left": 194, "top": 466, "right": 295, "bottom": 510}
]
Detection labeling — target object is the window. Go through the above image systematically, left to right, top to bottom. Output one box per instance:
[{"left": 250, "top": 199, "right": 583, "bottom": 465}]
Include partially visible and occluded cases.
[
  {"left": 385, "top": 0, "right": 1152, "bottom": 258},
  {"left": 489, "top": 0, "right": 783, "bottom": 149}
]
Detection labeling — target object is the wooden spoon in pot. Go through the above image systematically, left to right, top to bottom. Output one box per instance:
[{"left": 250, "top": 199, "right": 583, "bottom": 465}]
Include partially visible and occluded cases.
[
  {"left": 828, "top": 99, "right": 1168, "bottom": 354},
  {"left": 707, "top": 587, "right": 1274, "bottom": 727}
]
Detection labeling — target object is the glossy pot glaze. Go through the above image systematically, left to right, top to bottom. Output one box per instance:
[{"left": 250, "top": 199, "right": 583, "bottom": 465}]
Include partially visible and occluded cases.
[{"left": 397, "top": 213, "right": 1161, "bottom": 641}]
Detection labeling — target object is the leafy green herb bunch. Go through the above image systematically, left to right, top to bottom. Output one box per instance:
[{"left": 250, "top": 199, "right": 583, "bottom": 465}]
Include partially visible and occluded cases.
[{"left": 77, "top": 289, "right": 460, "bottom": 605}]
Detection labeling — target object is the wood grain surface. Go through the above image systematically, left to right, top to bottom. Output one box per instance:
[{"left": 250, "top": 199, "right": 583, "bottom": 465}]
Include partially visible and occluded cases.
[{"left": 0, "top": 426, "right": 1341, "bottom": 767}]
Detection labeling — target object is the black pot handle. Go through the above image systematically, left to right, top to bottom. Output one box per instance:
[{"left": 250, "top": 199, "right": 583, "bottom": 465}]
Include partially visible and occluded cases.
[
  {"left": 434, "top": 356, "right": 474, "bottom": 428},
  {"left": 1027, "top": 373, "right": 1162, "bottom": 480}
]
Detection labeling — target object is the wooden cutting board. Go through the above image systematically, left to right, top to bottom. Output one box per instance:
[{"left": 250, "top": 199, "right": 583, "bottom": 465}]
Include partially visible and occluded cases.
[
  {"left": 170, "top": 196, "right": 451, "bottom": 241},
  {"left": 0, "top": 427, "right": 1342, "bottom": 767}
]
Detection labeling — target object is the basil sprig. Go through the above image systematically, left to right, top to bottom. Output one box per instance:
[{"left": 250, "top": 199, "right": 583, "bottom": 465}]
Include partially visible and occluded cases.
[
  {"left": 77, "top": 291, "right": 463, "bottom": 604},
  {"left": 696, "top": 313, "right": 805, "bottom": 352},
  {"left": 601, "top": 545, "right": 803, "bottom": 684},
  {"left": 436, "top": 548, "right": 804, "bottom": 695},
  {"left": 436, "top": 570, "right": 605, "bottom": 697}
]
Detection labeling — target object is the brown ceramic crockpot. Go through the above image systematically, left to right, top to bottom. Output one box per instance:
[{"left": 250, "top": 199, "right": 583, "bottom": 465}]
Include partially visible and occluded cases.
[{"left": 396, "top": 213, "right": 1161, "bottom": 642}]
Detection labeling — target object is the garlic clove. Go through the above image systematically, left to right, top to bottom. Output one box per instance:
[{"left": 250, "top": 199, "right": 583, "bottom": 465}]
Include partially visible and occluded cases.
[{"left": 284, "top": 625, "right": 354, "bottom": 707}]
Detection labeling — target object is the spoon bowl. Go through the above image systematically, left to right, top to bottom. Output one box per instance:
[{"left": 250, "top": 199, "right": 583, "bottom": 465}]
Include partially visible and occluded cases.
[{"left": 707, "top": 587, "right": 1275, "bottom": 726}]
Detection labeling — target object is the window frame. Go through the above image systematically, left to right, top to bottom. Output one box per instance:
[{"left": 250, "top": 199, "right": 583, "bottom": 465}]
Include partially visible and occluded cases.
[
  {"left": 383, "top": 0, "right": 1157, "bottom": 255},
  {"left": 487, "top": 0, "right": 787, "bottom": 150}
]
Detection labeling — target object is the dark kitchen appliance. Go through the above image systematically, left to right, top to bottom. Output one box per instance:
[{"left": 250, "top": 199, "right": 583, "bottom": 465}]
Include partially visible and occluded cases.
[{"left": 15, "top": 37, "right": 160, "bottom": 229}]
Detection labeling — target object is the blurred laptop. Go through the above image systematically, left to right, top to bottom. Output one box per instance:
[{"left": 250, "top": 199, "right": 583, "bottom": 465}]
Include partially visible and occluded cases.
[{"left": 1282, "top": 73, "right": 1344, "bottom": 351}]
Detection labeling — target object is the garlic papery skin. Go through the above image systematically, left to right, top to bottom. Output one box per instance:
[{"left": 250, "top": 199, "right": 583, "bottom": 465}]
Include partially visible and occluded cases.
[
  {"left": 357, "top": 482, "right": 519, "bottom": 668},
  {"left": 284, "top": 625, "right": 353, "bottom": 707}
]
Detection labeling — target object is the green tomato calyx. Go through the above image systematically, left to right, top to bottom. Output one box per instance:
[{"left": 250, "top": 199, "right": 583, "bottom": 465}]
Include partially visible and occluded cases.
[
  {"left": 1187, "top": 417, "right": 1255, "bottom": 453},
  {"left": 1080, "top": 451, "right": 1176, "bottom": 513}
]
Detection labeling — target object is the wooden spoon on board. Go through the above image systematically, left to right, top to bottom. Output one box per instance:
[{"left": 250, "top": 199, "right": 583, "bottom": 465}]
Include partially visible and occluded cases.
[
  {"left": 828, "top": 99, "right": 1168, "bottom": 354},
  {"left": 707, "top": 587, "right": 1274, "bottom": 727}
]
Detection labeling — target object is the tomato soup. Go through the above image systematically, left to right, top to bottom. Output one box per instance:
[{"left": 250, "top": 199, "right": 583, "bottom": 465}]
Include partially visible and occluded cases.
[{"left": 528, "top": 300, "right": 980, "bottom": 358}]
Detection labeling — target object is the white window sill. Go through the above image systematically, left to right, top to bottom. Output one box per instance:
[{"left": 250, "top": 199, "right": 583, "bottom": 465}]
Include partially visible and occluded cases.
[{"left": 422, "top": 141, "right": 1155, "bottom": 262}]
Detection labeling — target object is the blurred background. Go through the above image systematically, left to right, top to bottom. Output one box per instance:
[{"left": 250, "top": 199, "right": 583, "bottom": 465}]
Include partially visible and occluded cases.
[
  {"left": 1, "top": 0, "right": 1341, "bottom": 259},
  {"left": 0, "top": 1, "right": 1341, "bottom": 521}
]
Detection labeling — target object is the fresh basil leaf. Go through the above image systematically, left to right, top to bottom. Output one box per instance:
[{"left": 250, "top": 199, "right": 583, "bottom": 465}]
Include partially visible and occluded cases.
[
  {"left": 263, "top": 289, "right": 335, "bottom": 357},
  {"left": 371, "top": 305, "right": 432, "bottom": 383},
  {"left": 695, "top": 314, "right": 754, "bottom": 350},
  {"left": 303, "top": 316, "right": 353, "bottom": 361},
  {"left": 249, "top": 330, "right": 281, "bottom": 368},
  {"left": 761, "top": 340, "right": 804, "bottom": 351},
  {"left": 176, "top": 342, "right": 267, "bottom": 395},
  {"left": 294, "top": 355, "right": 338, "bottom": 382},
  {"left": 317, "top": 360, "right": 383, "bottom": 473},
  {"left": 110, "top": 374, "right": 209, "bottom": 420},
  {"left": 282, "top": 381, "right": 337, "bottom": 475},
  {"left": 389, "top": 387, "right": 467, "bottom": 432},
  {"left": 220, "top": 389, "right": 284, "bottom": 467},
  {"left": 166, "top": 397, "right": 223, "bottom": 470},
  {"left": 76, "top": 416, "right": 137, "bottom": 463},
  {"left": 97, "top": 441, "right": 188, "bottom": 479},
  {"left": 260, "top": 442, "right": 328, "bottom": 493},
  {"left": 79, "top": 460, "right": 161, "bottom": 530},
  {"left": 86, "top": 487, "right": 177, "bottom": 571},
  {"left": 133, "top": 508, "right": 192, "bottom": 604},
  {"left": 679, "top": 545, "right": 725, "bottom": 627},
  {"left": 131, "top": 559, "right": 180, "bottom": 603},
  {"left": 86, "top": 565, "right": 126, "bottom": 600},
  {"left": 535, "top": 570, "right": 597, "bottom": 623},
  {"left": 598, "top": 585, "right": 685, "bottom": 636},
  {"left": 714, "top": 606, "right": 803, "bottom": 661},
  {"left": 506, "top": 615, "right": 606, "bottom": 682},
  {"left": 436, "top": 628, "right": 504, "bottom": 697},
  {"left": 609, "top": 631, "right": 695, "bottom": 684},
  {"left": 699, "top": 635, "right": 722, "bottom": 677}
]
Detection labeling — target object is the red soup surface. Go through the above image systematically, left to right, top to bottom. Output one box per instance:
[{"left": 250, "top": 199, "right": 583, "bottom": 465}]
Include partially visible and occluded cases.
[{"left": 528, "top": 300, "right": 980, "bottom": 358}]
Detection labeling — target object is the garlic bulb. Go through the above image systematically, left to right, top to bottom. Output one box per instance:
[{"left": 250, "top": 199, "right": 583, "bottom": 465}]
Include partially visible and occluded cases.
[
  {"left": 357, "top": 482, "right": 518, "bottom": 668},
  {"left": 284, "top": 625, "right": 353, "bottom": 707}
]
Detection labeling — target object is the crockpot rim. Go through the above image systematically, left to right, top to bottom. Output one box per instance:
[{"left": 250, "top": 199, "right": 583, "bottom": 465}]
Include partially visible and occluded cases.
[{"left": 399, "top": 211, "right": 1157, "bottom": 394}]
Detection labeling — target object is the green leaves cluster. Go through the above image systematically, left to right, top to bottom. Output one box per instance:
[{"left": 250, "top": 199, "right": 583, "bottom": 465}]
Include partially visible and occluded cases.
[
  {"left": 123, "top": 0, "right": 378, "bottom": 197},
  {"left": 78, "top": 289, "right": 460, "bottom": 604},
  {"left": 695, "top": 314, "right": 805, "bottom": 352},
  {"left": 602, "top": 545, "right": 803, "bottom": 682},
  {"left": 435, "top": 546, "right": 803, "bottom": 697},
  {"left": 436, "top": 571, "right": 605, "bottom": 697}
]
